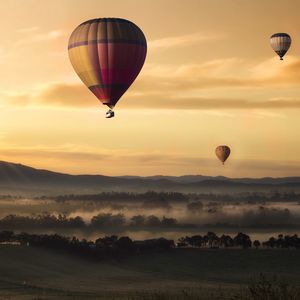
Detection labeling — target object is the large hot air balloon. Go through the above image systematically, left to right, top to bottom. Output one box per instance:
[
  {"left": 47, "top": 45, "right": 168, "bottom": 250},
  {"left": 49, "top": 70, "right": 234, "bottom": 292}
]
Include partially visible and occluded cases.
[
  {"left": 68, "top": 18, "right": 147, "bottom": 118},
  {"left": 270, "top": 33, "right": 291, "bottom": 60},
  {"left": 215, "top": 145, "right": 231, "bottom": 165}
]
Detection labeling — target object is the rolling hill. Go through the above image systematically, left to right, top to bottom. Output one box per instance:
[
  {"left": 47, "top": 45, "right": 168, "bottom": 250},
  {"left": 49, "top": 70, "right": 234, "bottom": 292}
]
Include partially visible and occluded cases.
[
  {"left": 0, "top": 160, "right": 300, "bottom": 196},
  {"left": 0, "top": 245, "right": 299, "bottom": 299}
]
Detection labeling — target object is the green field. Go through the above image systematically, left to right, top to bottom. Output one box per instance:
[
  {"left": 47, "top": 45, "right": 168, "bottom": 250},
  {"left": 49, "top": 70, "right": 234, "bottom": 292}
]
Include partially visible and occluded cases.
[{"left": 0, "top": 246, "right": 299, "bottom": 299}]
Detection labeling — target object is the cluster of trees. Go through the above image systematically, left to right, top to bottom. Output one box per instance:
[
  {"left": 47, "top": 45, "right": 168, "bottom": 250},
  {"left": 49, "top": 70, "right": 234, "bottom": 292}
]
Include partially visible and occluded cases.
[
  {"left": 35, "top": 191, "right": 300, "bottom": 204},
  {"left": 46, "top": 191, "right": 188, "bottom": 203},
  {"left": 188, "top": 191, "right": 300, "bottom": 203},
  {"left": 0, "top": 210, "right": 299, "bottom": 230},
  {"left": 0, "top": 213, "right": 179, "bottom": 230},
  {"left": 91, "top": 213, "right": 178, "bottom": 228},
  {"left": 0, "top": 214, "right": 85, "bottom": 229},
  {"left": 129, "top": 215, "right": 177, "bottom": 227},
  {"left": 0, "top": 231, "right": 174, "bottom": 259},
  {"left": 178, "top": 232, "right": 300, "bottom": 249},
  {"left": 178, "top": 232, "right": 252, "bottom": 249},
  {"left": 262, "top": 234, "right": 300, "bottom": 248}
]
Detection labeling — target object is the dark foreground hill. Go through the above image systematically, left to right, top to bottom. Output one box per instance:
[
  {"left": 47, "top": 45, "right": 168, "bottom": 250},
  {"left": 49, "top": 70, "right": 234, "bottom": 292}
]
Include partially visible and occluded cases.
[
  {"left": 0, "top": 160, "right": 300, "bottom": 196},
  {"left": 0, "top": 245, "right": 299, "bottom": 299}
]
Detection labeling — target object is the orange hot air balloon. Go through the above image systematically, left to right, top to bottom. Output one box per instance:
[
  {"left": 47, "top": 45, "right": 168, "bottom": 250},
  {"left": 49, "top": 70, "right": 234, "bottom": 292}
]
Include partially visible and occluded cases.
[
  {"left": 68, "top": 18, "right": 147, "bottom": 118},
  {"left": 215, "top": 145, "right": 231, "bottom": 165}
]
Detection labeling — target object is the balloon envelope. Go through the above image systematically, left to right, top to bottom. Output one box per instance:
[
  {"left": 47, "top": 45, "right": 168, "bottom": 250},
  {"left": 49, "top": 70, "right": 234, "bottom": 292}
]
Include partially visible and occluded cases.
[
  {"left": 68, "top": 18, "right": 147, "bottom": 108},
  {"left": 270, "top": 33, "right": 291, "bottom": 60},
  {"left": 215, "top": 145, "right": 231, "bottom": 164}
]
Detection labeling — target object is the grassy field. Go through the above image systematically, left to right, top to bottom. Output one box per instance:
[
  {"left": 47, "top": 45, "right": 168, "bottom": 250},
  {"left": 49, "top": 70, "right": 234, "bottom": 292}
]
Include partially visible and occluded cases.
[{"left": 0, "top": 246, "right": 299, "bottom": 299}]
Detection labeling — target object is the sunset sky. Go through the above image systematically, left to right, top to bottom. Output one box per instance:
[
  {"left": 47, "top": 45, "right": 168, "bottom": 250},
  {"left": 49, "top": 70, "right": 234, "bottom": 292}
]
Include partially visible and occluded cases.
[{"left": 1, "top": 0, "right": 300, "bottom": 177}]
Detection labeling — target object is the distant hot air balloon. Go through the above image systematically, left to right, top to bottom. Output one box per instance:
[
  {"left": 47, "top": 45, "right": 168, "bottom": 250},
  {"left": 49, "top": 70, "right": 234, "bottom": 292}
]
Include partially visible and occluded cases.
[
  {"left": 68, "top": 18, "right": 147, "bottom": 118},
  {"left": 270, "top": 33, "right": 291, "bottom": 60},
  {"left": 215, "top": 145, "right": 231, "bottom": 165}
]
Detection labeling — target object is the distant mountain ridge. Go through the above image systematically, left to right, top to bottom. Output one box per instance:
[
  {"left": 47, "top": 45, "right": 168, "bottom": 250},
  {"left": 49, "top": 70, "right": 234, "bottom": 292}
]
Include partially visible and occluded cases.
[
  {"left": 0, "top": 160, "right": 300, "bottom": 196},
  {"left": 118, "top": 174, "right": 300, "bottom": 184}
]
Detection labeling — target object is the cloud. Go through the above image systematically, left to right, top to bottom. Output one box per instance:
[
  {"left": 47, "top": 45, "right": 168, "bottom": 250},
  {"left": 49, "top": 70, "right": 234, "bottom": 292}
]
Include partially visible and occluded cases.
[
  {"left": 16, "top": 26, "right": 39, "bottom": 33},
  {"left": 16, "top": 29, "right": 65, "bottom": 45},
  {"left": 148, "top": 32, "right": 223, "bottom": 50},
  {"left": 3, "top": 56, "right": 300, "bottom": 110},
  {"left": 145, "top": 56, "right": 300, "bottom": 88},
  {"left": 250, "top": 56, "right": 300, "bottom": 84},
  {"left": 123, "top": 59, "right": 300, "bottom": 103},
  {"left": 3, "top": 82, "right": 300, "bottom": 111},
  {"left": 0, "top": 83, "right": 97, "bottom": 108},
  {"left": 37, "top": 83, "right": 97, "bottom": 107},
  {"left": 0, "top": 90, "right": 32, "bottom": 106},
  {"left": 124, "top": 97, "right": 300, "bottom": 110},
  {"left": 0, "top": 147, "right": 203, "bottom": 172},
  {"left": 0, "top": 148, "right": 110, "bottom": 162}
]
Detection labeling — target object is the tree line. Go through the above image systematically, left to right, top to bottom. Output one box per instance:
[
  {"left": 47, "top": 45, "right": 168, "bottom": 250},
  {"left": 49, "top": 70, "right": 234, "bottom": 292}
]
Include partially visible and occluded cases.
[
  {"left": 32, "top": 191, "right": 300, "bottom": 203},
  {"left": 45, "top": 191, "right": 189, "bottom": 203},
  {"left": 0, "top": 212, "right": 299, "bottom": 230},
  {"left": 0, "top": 213, "right": 179, "bottom": 229},
  {"left": 0, "top": 231, "right": 174, "bottom": 259},
  {"left": 0, "top": 231, "right": 299, "bottom": 261},
  {"left": 178, "top": 232, "right": 300, "bottom": 249}
]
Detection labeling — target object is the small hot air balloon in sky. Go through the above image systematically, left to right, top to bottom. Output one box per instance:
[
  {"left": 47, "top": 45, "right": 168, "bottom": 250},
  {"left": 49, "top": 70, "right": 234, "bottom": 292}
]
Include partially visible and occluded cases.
[
  {"left": 68, "top": 18, "right": 147, "bottom": 118},
  {"left": 270, "top": 33, "right": 291, "bottom": 60},
  {"left": 215, "top": 145, "right": 231, "bottom": 165}
]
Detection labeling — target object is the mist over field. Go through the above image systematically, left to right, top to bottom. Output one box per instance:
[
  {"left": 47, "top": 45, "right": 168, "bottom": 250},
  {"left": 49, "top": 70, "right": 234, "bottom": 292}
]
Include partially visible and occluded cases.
[{"left": 0, "top": 191, "right": 299, "bottom": 242}]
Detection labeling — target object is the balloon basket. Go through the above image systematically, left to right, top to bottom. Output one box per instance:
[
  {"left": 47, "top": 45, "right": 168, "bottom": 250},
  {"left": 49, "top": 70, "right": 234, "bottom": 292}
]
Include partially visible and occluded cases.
[{"left": 106, "top": 109, "right": 115, "bottom": 118}]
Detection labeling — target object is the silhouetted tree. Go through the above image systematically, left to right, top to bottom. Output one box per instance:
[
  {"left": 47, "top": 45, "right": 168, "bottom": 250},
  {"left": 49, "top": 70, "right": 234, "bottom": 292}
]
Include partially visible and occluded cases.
[
  {"left": 205, "top": 232, "right": 219, "bottom": 248},
  {"left": 233, "top": 232, "right": 252, "bottom": 249},
  {"left": 220, "top": 234, "right": 234, "bottom": 248},
  {"left": 253, "top": 240, "right": 260, "bottom": 249}
]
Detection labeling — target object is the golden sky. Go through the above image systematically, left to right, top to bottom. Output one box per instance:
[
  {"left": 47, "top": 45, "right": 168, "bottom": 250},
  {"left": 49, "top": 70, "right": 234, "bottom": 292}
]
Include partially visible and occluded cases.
[{"left": 1, "top": 0, "right": 300, "bottom": 177}]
